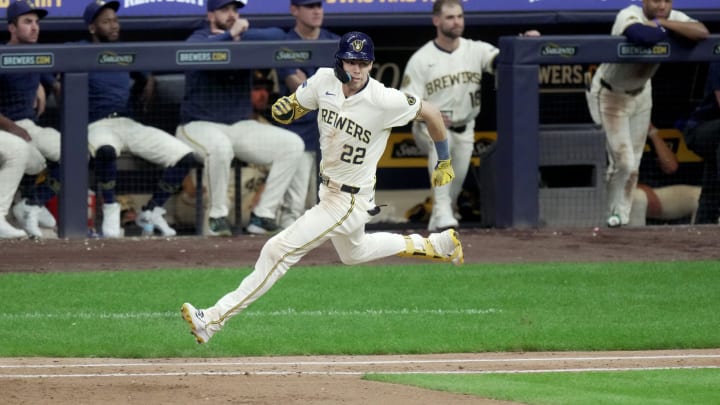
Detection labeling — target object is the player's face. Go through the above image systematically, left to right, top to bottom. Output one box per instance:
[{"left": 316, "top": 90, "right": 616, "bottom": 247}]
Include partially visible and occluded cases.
[
  {"left": 643, "top": 0, "right": 672, "bottom": 20},
  {"left": 292, "top": 3, "right": 324, "bottom": 30},
  {"left": 434, "top": 3, "right": 464, "bottom": 40},
  {"left": 210, "top": 4, "right": 239, "bottom": 31},
  {"left": 91, "top": 8, "right": 120, "bottom": 43},
  {"left": 9, "top": 14, "right": 41, "bottom": 44},
  {"left": 342, "top": 59, "right": 372, "bottom": 90}
]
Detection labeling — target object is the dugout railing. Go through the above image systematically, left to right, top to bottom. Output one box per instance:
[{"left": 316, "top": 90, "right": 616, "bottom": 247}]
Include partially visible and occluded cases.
[
  {"left": 494, "top": 34, "right": 720, "bottom": 228},
  {"left": 4, "top": 36, "right": 720, "bottom": 237},
  {"left": 0, "top": 40, "right": 337, "bottom": 238}
]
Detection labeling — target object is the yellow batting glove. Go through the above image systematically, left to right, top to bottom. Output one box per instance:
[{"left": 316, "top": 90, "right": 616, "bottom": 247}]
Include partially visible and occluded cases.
[
  {"left": 271, "top": 96, "right": 295, "bottom": 124},
  {"left": 432, "top": 159, "right": 454, "bottom": 187}
]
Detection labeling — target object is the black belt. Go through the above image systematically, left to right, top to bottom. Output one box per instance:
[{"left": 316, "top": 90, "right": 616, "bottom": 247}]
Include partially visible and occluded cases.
[
  {"left": 600, "top": 78, "right": 644, "bottom": 96},
  {"left": 106, "top": 112, "right": 126, "bottom": 119},
  {"left": 449, "top": 124, "right": 467, "bottom": 132},
  {"left": 320, "top": 175, "right": 360, "bottom": 194}
]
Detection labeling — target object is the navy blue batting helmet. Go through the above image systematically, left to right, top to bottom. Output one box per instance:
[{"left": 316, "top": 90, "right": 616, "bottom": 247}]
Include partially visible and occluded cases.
[
  {"left": 334, "top": 31, "right": 374, "bottom": 83},
  {"left": 335, "top": 31, "right": 375, "bottom": 62}
]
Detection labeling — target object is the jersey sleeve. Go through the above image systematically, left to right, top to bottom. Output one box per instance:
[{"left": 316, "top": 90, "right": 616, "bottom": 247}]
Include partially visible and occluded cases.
[
  {"left": 612, "top": 7, "right": 644, "bottom": 36},
  {"left": 667, "top": 9, "right": 697, "bottom": 23},
  {"left": 475, "top": 41, "right": 500, "bottom": 74},
  {"left": 400, "top": 52, "right": 425, "bottom": 98},
  {"left": 294, "top": 68, "right": 326, "bottom": 111},
  {"left": 380, "top": 87, "right": 422, "bottom": 128}
]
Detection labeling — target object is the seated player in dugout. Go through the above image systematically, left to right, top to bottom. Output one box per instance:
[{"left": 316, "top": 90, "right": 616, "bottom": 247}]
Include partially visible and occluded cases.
[
  {"left": 78, "top": 0, "right": 198, "bottom": 238},
  {"left": 629, "top": 124, "right": 701, "bottom": 226}
]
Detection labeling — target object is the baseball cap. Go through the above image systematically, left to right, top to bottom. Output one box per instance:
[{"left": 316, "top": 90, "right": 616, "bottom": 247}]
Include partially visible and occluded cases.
[
  {"left": 7, "top": 0, "right": 48, "bottom": 23},
  {"left": 83, "top": 0, "right": 120, "bottom": 25},
  {"left": 207, "top": 0, "right": 247, "bottom": 11},
  {"left": 291, "top": 0, "right": 322, "bottom": 5}
]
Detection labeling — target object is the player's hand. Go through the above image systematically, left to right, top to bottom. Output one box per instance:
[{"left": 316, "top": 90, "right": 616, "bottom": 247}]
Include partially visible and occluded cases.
[
  {"left": 271, "top": 96, "right": 295, "bottom": 124},
  {"left": 432, "top": 159, "right": 454, "bottom": 187}
]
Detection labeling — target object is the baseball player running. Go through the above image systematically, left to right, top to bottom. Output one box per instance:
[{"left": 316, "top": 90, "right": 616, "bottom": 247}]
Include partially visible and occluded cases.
[
  {"left": 82, "top": 0, "right": 198, "bottom": 237},
  {"left": 176, "top": 0, "right": 305, "bottom": 236},
  {"left": 401, "top": 0, "right": 539, "bottom": 231},
  {"left": 586, "top": 0, "right": 708, "bottom": 228},
  {"left": 1, "top": 1, "right": 62, "bottom": 238},
  {"left": 181, "top": 31, "right": 462, "bottom": 344}
]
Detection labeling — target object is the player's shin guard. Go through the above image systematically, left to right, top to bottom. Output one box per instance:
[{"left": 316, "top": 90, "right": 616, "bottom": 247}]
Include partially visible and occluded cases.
[{"left": 397, "top": 233, "right": 458, "bottom": 263}]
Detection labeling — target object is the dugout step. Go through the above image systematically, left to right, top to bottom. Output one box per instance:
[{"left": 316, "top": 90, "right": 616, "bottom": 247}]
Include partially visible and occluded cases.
[{"left": 538, "top": 124, "right": 607, "bottom": 227}]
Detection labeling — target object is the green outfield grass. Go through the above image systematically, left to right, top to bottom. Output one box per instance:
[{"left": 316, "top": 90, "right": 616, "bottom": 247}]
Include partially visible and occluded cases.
[{"left": 1, "top": 261, "right": 719, "bottom": 403}]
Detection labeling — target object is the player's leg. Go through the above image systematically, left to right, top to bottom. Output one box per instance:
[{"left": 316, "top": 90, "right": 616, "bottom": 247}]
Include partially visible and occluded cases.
[
  {"left": 598, "top": 90, "right": 634, "bottom": 226},
  {"left": 617, "top": 98, "right": 652, "bottom": 224},
  {"left": 89, "top": 119, "right": 126, "bottom": 238},
  {"left": 12, "top": 120, "right": 62, "bottom": 234},
  {"left": 125, "top": 120, "right": 198, "bottom": 236},
  {"left": 228, "top": 120, "right": 304, "bottom": 234},
  {"left": 177, "top": 121, "right": 235, "bottom": 235},
  {"left": 412, "top": 122, "right": 458, "bottom": 231},
  {"left": 448, "top": 126, "right": 475, "bottom": 214},
  {"left": 0, "top": 134, "right": 33, "bottom": 239},
  {"left": 278, "top": 151, "right": 315, "bottom": 228},
  {"left": 182, "top": 186, "right": 350, "bottom": 343},
  {"left": 329, "top": 189, "right": 463, "bottom": 265}
]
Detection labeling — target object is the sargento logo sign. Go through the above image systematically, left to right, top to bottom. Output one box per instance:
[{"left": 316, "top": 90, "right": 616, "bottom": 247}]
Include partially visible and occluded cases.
[
  {"left": 618, "top": 42, "right": 670, "bottom": 57},
  {"left": 540, "top": 44, "right": 577, "bottom": 57},
  {"left": 714, "top": 44, "right": 720, "bottom": 55},
  {"left": 176, "top": 49, "right": 230, "bottom": 65},
  {"left": 274, "top": 49, "right": 311, "bottom": 62},
  {"left": 98, "top": 52, "right": 136, "bottom": 65},
  {"left": 1, "top": 53, "right": 54, "bottom": 68}
]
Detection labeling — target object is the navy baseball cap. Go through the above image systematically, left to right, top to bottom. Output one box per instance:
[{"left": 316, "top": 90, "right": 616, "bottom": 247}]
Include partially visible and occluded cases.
[
  {"left": 7, "top": 0, "right": 48, "bottom": 23},
  {"left": 83, "top": 0, "right": 120, "bottom": 25},
  {"left": 207, "top": 0, "right": 247, "bottom": 11},
  {"left": 291, "top": 0, "right": 322, "bottom": 5}
]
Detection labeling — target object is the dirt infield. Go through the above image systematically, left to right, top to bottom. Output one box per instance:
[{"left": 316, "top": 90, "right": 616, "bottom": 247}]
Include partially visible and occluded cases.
[{"left": 1, "top": 225, "right": 719, "bottom": 404}]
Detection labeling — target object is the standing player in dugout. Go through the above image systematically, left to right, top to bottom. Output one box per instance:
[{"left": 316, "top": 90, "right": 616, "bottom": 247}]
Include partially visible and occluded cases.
[
  {"left": 401, "top": 0, "right": 539, "bottom": 232},
  {"left": 586, "top": 0, "right": 708, "bottom": 228},
  {"left": 182, "top": 32, "right": 463, "bottom": 344}
]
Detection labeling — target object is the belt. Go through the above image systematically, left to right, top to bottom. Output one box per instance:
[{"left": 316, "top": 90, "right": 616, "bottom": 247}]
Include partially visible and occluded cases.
[
  {"left": 600, "top": 78, "right": 644, "bottom": 96},
  {"left": 106, "top": 112, "right": 126, "bottom": 119},
  {"left": 449, "top": 124, "right": 467, "bottom": 132},
  {"left": 320, "top": 175, "right": 360, "bottom": 194}
]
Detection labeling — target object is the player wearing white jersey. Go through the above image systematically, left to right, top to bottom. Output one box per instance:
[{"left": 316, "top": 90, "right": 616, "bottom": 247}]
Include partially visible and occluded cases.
[
  {"left": 401, "top": 0, "right": 538, "bottom": 231},
  {"left": 586, "top": 0, "right": 708, "bottom": 228},
  {"left": 181, "top": 32, "right": 463, "bottom": 344}
]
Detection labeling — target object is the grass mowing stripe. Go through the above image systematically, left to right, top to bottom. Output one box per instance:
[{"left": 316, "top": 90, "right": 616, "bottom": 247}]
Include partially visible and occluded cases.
[{"left": 0, "top": 308, "right": 502, "bottom": 320}]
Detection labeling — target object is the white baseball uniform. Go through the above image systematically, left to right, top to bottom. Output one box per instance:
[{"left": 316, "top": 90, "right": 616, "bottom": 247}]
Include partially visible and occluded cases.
[
  {"left": 586, "top": 5, "right": 697, "bottom": 225},
  {"left": 401, "top": 37, "right": 499, "bottom": 230},
  {"left": 196, "top": 68, "right": 429, "bottom": 331},
  {"left": 89, "top": 117, "right": 192, "bottom": 167},
  {"left": 176, "top": 120, "right": 304, "bottom": 220},
  {"left": 0, "top": 132, "right": 45, "bottom": 236}
]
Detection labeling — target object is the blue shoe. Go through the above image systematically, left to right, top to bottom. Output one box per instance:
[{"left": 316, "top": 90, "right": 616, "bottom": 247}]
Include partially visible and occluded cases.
[{"left": 246, "top": 212, "right": 279, "bottom": 235}]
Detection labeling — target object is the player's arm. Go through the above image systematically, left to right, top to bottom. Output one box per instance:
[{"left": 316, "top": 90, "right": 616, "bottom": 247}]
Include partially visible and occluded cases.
[
  {"left": 656, "top": 18, "right": 709, "bottom": 42},
  {"left": 623, "top": 22, "right": 668, "bottom": 46},
  {"left": 271, "top": 93, "right": 310, "bottom": 124},
  {"left": 418, "top": 100, "right": 454, "bottom": 187},
  {"left": 0, "top": 113, "right": 31, "bottom": 142},
  {"left": 647, "top": 124, "right": 678, "bottom": 175}
]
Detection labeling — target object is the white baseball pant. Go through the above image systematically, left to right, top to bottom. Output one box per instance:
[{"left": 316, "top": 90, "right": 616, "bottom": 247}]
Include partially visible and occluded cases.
[
  {"left": 586, "top": 76, "right": 652, "bottom": 224},
  {"left": 88, "top": 116, "right": 192, "bottom": 167},
  {"left": 14, "top": 119, "right": 61, "bottom": 163},
  {"left": 176, "top": 120, "right": 304, "bottom": 219},
  {"left": 412, "top": 121, "right": 474, "bottom": 220},
  {"left": 0, "top": 133, "right": 45, "bottom": 217},
  {"left": 278, "top": 151, "right": 316, "bottom": 228},
  {"left": 198, "top": 184, "right": 408, "bottom": 331}
]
